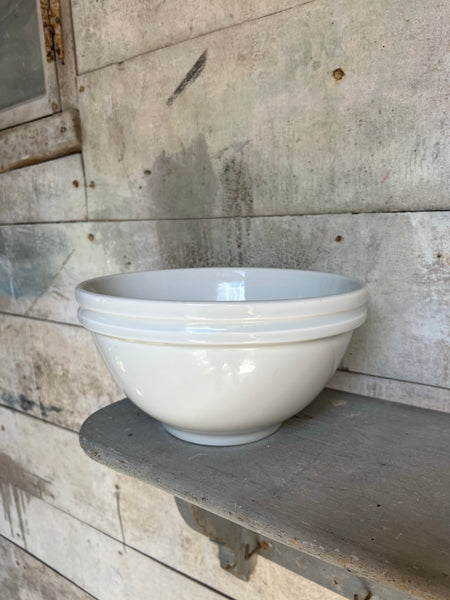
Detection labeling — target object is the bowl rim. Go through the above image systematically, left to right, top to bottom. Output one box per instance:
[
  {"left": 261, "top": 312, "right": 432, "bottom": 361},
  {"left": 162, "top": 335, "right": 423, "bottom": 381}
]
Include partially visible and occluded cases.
[{"left": 76, "top": 267, "right": 368, "bottom": 321}]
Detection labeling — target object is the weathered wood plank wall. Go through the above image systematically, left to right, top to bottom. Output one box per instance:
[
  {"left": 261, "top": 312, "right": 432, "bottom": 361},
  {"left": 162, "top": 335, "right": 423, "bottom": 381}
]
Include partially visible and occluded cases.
[
  {"left": 1, "top": 0, "right": 448, "bottom": 598},
  {"left": 71, "top": 0, "right": 308, "bottom": 73},
  {"left": 77, "top": 0, "right": 448, "bottom": 220},
  {"left": 0, "top": 111, "right": 82, "bottom": 174},
  {"left": 0, "top": 155, "right": 86, "bottom": 224},
  {"left": 0, "top": 213, "right": 448, "bottom": 388},
  {"left": 0, "top": 314, "right": 119, "bottom": 428},
  {"left": 0, "top": 405, "right": 345, "bottom": 600},
  {"left": 0, "top": 536, "right": 95, "bottom": 600}
]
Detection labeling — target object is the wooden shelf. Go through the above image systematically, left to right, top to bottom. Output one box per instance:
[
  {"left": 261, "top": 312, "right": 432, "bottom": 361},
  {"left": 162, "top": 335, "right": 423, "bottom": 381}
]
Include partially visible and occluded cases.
[{"left": 79, "top": 389, "right": 450, "bottom": 600}]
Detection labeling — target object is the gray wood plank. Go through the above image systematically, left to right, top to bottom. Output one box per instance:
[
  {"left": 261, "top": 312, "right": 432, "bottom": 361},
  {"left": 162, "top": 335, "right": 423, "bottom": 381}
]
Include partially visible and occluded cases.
[
  {"left": 71, "top": 0, "right": 303, "bottom": 74},
  {"left": 78, "top": 0, "right": 449, "bottom": 220},
  {"left": 0, "top": 111, "right": 81, "bottom": 174},
  {"left": 0, "top": 155, "right": 86, "bottom": 224},
  {"left": 0, "top": 212, "right": 447, "bottom": 388},
  {"left": 0, "top": 313, "right": 119, "bottom": 430},
  {"left": 80, "top": 390, "right": 450, "bottom": 600},
  {"left": 0, "top": 405, "right": 346, "bottom": 600},
  {"left": 0, "top": 486, "right": 225, "bottom": 600},
  {"left": 0, "top": 536, "right": 95, "bottom": 600}
]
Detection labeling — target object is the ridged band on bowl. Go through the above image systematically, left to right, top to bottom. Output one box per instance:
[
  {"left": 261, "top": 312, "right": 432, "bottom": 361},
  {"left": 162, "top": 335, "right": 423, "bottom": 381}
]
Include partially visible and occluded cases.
[
  {"left": 76, "top": 268, "right": 368, "bottom": 345},
  {"left": 77, "top": 305, "right": 367, "bottom": 345}
]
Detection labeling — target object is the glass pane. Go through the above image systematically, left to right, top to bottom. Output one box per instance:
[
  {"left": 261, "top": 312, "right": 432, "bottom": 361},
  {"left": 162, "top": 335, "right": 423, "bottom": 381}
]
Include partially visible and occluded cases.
[{"left": 0, "top": 0, "right": 46, "bottom": 111}]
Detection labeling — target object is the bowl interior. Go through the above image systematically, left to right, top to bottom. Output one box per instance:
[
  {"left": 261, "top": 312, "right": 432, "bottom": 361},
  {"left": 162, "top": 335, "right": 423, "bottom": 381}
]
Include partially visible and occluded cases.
[{"left": 80, "top": 268, "right": 363, "bottom": 303}]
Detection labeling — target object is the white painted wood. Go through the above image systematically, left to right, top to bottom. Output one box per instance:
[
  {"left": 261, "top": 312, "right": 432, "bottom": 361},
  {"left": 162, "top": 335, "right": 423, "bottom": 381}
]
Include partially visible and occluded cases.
[
  {"left": 71, "top": 0, "right": 304, "bottom": 74},
  {"left": 77, "top": 0, "right": 449, "bottom": 220},
  {"left": 0, "top": 111, "right": 81, "bottom": 174},
  {"left": 0, "top": 155, "right": 86, "bottom": 224},
  {"left": 0, "top": 212, "right": 447, "bottom": 388},
  {"left": 0, "top": 314, "right": 120, "bottom": 430},
  {"left": 328, "top": 371, "right": 450, "bottom": 413},
  {"left": 0, "top": 406, "right": 344, "bottom": 600},
  {"left": 0, "top": 492, "right": 225, "bottom": 600},
  {"left": 0, "top": 536, "right": 95, "bottom": 600}
]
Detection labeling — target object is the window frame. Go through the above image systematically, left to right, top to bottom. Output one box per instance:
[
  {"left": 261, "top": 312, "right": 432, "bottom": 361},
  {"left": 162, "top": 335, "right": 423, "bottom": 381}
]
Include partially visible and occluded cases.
[{"left": 0, "top": 0, "right": 61, "bottom": 131}]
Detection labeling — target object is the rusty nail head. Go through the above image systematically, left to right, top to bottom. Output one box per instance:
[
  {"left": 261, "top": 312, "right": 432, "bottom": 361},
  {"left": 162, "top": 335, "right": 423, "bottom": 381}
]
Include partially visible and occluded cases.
[{"left": 333, "top": 68, "right": 345, "bottom": 80}]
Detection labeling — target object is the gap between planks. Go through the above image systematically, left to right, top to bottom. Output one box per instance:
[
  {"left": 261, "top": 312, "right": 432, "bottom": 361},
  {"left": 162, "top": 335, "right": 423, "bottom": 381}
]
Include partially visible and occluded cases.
[
  {"left": 76, "top": 0, "right": 318, "bottom": 76},
  {"left": 0, "top": 208, "right": 448, "bottom": 227},
  {"left": 0, "top": 485, "right": 235, "bottom": 600},
  {"left": 0, "top": 534, "right": 99, "bottom": 600}
]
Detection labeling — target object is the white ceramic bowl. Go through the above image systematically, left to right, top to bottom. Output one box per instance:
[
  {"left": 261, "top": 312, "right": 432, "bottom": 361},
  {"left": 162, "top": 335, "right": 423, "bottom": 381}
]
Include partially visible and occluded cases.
[{"left": 76, "top": 268, "right": 367, "bottom": 446}]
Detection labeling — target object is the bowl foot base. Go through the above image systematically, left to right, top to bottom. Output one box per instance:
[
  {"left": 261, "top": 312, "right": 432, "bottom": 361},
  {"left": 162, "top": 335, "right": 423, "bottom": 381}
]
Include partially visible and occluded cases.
[{"left": 162, "top": 423, "right": 281, "bottom": 446}]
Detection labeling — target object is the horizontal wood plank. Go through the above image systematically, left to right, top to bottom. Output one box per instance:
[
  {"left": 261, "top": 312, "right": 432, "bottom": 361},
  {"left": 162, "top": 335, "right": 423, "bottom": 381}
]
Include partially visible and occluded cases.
[
  {"left": 71, "top": 0, "right": 302, "bottom": 74},
  {"left": 78, "top": 0, "right": 449, "bottom": 219},
  {"left": 0, "top": 111, "right": 81, "bottom": 174},
  {"left": 0, "top": 155, "right": 86, "bottom": 224},
  {"left": 0, "top": 213, "right": 448, "bottom": 388},
  {"left": 0, "top": 314, "right": 120, "bottom": 430},
  {"left": 0, "top": 314, "right": 446, "bottom": 435},
  {"left": 328, "top": 371, "right": 450, "bottom": 413},
  {"left": 80, "top": 392, "right": 450, "bottom": 600},
  {"left": 0, "top": 406, "right": 343, "bottom": 600},
  {"left": 0, "top": 496, "right": 224, "bottom": 600},
  {"left": 0, "top": 536, "right": 95, "bottom": 600}
]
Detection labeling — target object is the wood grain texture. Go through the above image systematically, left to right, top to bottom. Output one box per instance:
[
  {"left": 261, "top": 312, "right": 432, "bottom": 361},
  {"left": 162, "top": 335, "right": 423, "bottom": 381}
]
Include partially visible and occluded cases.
[
  {"left": 55, "top": 0, "right": 79, "bottom": 111},
  {"left": 71, "top": 0, "right": 303, "bottom": 73},
  {"left": 78, "top": 0, "right": 449, "bottom": 220},
  {"left": 0, "top": 111, "right": 81, "bottom": 174},
  {"left": 0, "top": 155, "right": 86, "bottom": 224},
  {"left": 0, "top": 213, "right": 448, "bottom": 388},
  {"left": 0, "top": 314, "right": 120, "bottom": 430},
  {"left": 0, "top": 316, "right": 446, "bottom": 435},
  {"left": 328, "top": 370, "right": 450, "bottom": 413},
  {"left": 80, "top": 392, "right": 450, "bottom": 600},
  {"left": 0, "top": 406, "right": 343, "bottom": 600},
  {"left": 0, "top": 495, "right": 225, "bottom": 600},
  {"left": 0, "top": 536, "right": 95, "bottom": 600}
]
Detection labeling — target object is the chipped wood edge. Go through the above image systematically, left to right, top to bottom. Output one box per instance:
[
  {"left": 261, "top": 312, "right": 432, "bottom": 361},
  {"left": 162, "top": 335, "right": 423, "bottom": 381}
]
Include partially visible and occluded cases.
[{"left": 0, "top": 110, "right": 81, "bottom": 174}]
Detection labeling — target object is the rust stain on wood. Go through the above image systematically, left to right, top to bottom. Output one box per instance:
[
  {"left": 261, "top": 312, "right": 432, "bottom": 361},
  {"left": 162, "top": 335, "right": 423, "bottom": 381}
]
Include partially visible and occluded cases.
[
  {"left": 41, "top": 0, "right": 64, "bottom": 63},
  {"left": 333, "top": 68, "right": 345, "bottom": 80}
]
